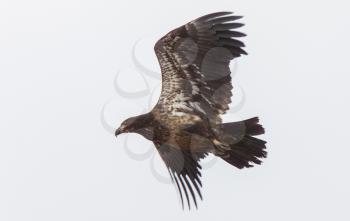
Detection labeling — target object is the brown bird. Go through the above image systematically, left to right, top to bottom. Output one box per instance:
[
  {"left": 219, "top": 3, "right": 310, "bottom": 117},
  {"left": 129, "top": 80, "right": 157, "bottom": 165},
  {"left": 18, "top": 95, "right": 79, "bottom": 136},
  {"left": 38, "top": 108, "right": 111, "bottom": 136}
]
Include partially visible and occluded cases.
[{"left": 115, "top": 12, "right": 267, "bottom": 209}]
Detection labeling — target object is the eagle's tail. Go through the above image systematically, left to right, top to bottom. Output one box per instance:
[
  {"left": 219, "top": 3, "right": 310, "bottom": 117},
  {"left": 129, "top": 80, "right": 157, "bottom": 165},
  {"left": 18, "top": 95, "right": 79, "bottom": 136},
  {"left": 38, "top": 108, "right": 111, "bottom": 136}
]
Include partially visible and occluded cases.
[{"left": 218, "top": 117, "right": 267, "bottom": 169}]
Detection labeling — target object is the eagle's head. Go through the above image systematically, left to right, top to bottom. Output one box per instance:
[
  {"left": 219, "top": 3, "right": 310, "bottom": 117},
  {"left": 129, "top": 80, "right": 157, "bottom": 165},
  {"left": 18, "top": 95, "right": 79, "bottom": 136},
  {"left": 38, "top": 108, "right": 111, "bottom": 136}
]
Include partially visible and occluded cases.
[
  {"left": 115, "top": 113, "right": 154, "bottom": 137},
  {"left": 115, "top": 116, "right": 138, "bottom": 136}
]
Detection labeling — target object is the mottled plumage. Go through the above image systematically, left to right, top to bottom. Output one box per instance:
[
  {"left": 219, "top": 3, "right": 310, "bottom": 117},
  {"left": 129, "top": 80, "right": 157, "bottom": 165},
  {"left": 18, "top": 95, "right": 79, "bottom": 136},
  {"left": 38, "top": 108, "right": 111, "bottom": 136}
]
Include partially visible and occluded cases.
[{"left": 115, "top": 12, "right": 267, "bottom": 209}]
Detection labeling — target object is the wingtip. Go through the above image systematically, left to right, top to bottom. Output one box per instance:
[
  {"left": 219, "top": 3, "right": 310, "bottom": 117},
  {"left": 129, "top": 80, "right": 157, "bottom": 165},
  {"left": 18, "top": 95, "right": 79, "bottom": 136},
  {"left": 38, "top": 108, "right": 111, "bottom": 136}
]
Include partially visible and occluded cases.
[{"left": 196, "top": 11, "right": 234, "bottom": 22}]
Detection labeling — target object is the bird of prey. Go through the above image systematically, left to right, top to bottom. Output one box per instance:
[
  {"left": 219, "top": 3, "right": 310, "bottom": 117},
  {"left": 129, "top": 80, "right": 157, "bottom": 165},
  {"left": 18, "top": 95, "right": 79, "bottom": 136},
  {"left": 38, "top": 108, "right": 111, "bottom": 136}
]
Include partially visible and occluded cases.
[{"left": 115, "top": 12, "right": 267, "bottom": 209}]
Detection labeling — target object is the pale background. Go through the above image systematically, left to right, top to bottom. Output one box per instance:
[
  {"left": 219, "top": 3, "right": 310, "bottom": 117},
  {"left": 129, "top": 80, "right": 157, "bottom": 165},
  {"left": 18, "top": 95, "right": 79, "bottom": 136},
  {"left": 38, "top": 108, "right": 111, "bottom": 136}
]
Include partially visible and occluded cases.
[{"left": 1, "top": 0, "right": 350, "bottom": 220}]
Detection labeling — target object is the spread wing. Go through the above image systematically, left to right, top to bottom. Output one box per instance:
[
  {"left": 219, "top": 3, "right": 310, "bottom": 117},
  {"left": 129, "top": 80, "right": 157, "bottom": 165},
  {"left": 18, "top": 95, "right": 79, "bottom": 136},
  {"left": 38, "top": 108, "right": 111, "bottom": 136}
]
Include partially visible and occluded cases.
[
  {"left": 154, "top": 12, "right": 247, "bottom": 124},
  {"left": 156, "top": 143, "right": 208, "bottom": 209}
]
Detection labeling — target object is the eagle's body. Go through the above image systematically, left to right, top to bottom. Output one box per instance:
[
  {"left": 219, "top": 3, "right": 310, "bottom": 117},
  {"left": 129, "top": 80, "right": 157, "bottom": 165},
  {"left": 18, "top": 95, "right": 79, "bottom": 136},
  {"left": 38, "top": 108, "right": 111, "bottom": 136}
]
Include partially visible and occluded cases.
[{"left": 115, "top": 12, "right": 267, "bottom": 209}]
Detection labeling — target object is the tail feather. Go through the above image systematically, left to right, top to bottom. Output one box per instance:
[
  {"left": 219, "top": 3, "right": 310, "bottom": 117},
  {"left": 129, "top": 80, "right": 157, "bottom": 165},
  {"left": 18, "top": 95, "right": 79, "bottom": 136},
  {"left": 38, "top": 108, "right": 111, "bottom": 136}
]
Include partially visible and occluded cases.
[
  {"left": 219, "top": 117, "right": 267, "bottom": 169},
  {"left": 243, "top": 117, "right": 265, "bottom": 136}
]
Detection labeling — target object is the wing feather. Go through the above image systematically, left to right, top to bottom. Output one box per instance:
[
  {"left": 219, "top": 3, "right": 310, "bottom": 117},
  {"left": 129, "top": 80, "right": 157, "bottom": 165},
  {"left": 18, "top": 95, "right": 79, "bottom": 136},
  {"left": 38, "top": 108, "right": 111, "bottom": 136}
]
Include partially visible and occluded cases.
[
  {"left": 154, "top": 12, "right": 247, "bottom": 124},
  {"left": 157, "top": 143, "right": 207, "bottom": 209}
]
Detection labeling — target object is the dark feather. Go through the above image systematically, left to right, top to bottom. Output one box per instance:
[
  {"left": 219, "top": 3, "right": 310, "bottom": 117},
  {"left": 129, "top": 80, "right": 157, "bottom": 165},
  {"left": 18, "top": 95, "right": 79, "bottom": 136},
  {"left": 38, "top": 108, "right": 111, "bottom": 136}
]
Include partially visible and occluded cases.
[
  {"left": 196, "top": 12, "right": 233, "bottom": 22},
  {"left": 209, "top": 16, "right": 243, "bottom": 24},
  {"left": 212, "top": 23, "right": 245, "bottom": 31},
  {"left": 217, "top": 30, "right": 247, "bottom": 38},
  {"left": 218, "top": 38, "right": 246, "bottom": 47},
  {"left": 156, "top": 143, "right": 206, "bottom": 209},
  {"left": 178, "top": 175, "right": 190, "bottom": 209}
]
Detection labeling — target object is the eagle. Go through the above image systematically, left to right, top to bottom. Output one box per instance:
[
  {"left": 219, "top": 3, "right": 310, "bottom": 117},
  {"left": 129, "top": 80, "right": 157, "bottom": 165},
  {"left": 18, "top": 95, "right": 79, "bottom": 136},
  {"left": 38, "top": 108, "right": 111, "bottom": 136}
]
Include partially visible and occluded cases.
[{"left": 115, "top": 12, "right": 267, "bottom": 209}]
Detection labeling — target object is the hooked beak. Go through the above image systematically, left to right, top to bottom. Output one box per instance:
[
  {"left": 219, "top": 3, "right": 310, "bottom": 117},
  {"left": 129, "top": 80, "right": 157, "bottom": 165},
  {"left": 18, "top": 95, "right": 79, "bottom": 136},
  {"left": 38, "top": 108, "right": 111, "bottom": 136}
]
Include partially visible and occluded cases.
[{"left": 115, "top": 128, "right": 122, "bottom": 137}]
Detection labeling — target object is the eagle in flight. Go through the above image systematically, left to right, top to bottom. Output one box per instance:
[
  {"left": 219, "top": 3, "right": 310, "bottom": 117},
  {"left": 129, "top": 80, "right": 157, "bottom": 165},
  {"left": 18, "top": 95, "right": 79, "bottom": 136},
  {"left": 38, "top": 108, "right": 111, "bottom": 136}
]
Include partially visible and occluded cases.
[{"left": 115, "top": 12, "right": 267, "bottom": 209}]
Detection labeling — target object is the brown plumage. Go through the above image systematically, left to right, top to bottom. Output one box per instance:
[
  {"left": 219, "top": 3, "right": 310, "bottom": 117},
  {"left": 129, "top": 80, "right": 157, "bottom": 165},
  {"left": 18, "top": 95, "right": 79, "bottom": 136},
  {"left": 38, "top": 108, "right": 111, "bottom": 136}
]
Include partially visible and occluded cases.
[{"left": 115, "top": 12, "right": 267, "bottom": 209}]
